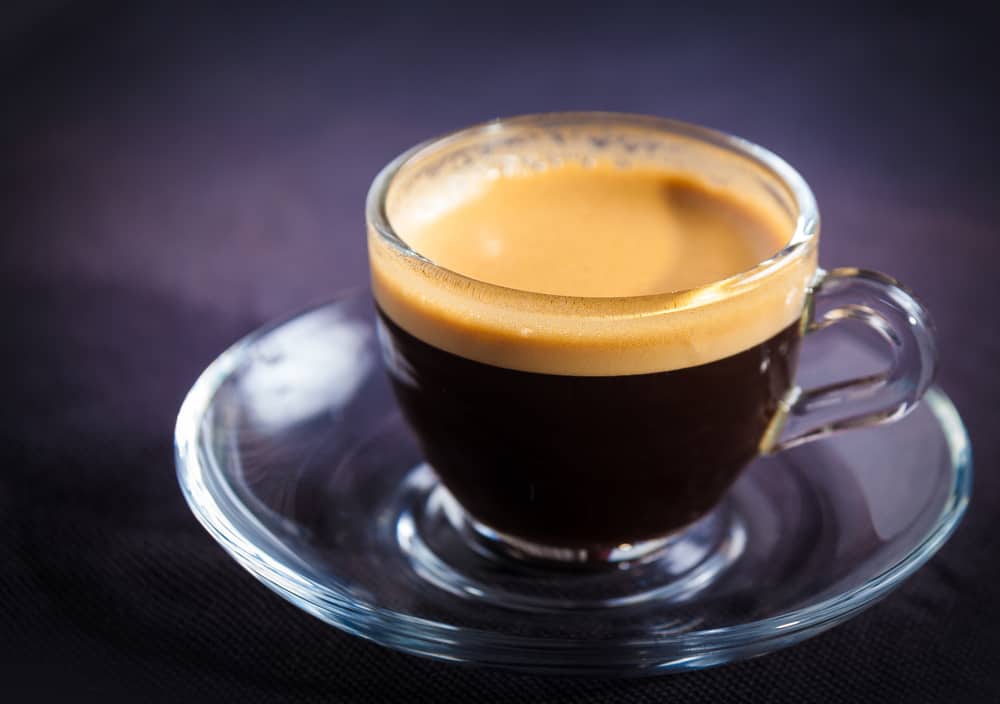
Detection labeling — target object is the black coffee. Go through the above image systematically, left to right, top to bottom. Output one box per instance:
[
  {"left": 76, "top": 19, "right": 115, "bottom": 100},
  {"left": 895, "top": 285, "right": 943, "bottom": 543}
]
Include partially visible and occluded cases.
[
  {"left": 369, "top": 158, "right": 809, "bottom": 551},
  {"left": 378, "top": 309, "right": 800, "bottom": 547}
]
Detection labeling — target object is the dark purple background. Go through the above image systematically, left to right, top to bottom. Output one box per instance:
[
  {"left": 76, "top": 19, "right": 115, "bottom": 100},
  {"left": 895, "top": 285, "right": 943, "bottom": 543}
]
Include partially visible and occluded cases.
[{"left": 3, "top": 2, "right": 998, "bottom": 701}]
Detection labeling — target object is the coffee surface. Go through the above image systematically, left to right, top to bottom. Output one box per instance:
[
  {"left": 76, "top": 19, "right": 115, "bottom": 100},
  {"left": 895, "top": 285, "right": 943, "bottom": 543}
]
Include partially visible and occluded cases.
[
  {"left": 370, "top": 157, "right": 815, "bottom": 375},
  {"left": 404, "top": 162, "right": 788, "bottom": 297}
]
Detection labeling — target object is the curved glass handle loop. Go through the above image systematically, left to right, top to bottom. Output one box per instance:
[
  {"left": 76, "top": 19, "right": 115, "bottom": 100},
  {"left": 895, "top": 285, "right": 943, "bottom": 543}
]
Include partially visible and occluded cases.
[{"left": 767, "top": 267, "right": 937, "bottom": 452}]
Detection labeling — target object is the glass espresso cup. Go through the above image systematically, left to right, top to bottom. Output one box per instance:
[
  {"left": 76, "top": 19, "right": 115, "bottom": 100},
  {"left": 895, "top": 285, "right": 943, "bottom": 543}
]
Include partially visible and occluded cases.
[{"left": 366, "top": 113, "right": 935, "bottom": 564}]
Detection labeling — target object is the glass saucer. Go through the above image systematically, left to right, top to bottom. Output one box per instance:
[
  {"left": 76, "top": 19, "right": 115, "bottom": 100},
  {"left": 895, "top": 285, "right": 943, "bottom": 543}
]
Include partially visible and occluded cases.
[{"left": 175, "top": 291, "right": 971, "bottom": 676}]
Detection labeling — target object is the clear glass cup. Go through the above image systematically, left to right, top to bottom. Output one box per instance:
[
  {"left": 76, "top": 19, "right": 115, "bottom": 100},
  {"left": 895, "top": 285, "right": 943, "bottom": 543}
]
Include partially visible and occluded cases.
[{"left": 366, "top": 112, "right": 936, "bottom": 565}]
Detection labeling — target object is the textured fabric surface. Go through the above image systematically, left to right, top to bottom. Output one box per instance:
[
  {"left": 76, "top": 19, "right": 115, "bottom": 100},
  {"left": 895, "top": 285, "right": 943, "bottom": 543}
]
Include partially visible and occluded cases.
[{"left": 3, "top": 2, "right": 998, "bottom": 701}]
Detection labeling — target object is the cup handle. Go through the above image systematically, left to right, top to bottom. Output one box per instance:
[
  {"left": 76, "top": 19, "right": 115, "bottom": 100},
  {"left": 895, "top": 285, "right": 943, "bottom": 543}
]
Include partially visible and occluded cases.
[{"left": 764, "top": 267, "right": 938, "bottom": 452}]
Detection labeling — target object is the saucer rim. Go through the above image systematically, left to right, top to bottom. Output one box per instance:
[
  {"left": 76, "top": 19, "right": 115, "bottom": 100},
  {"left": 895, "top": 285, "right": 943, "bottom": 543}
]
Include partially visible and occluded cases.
[{"left": 174, "top": 292, "right": 972, "bottom": 671}]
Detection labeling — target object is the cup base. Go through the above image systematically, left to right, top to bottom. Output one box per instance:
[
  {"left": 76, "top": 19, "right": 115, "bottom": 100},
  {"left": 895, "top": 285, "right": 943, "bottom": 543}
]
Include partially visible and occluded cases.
[
  {"left": 396, "top": 464, "right": 746, "bottom": 610},
  {"left": 444, "top": 490, "right": 723, "bottom": 567},
  {"left": 459, "top": 512, "right": 681, "bottom": 566}
]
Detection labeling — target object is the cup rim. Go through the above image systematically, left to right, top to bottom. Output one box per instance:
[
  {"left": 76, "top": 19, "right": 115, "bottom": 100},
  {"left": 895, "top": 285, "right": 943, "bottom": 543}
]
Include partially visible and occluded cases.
[{"left": 366, "top": 111, "right": 819, "bottom": 306}]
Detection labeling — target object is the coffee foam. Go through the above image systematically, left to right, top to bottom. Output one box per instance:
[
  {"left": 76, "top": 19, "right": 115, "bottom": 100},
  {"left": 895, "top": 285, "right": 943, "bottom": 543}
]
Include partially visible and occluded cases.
[{"left": 369, "top": 131, "right": 818, "bottom": 376}]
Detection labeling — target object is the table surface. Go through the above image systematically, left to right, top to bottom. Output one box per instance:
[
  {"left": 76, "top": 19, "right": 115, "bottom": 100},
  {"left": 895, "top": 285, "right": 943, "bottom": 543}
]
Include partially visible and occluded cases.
[{"left": 3, "top": 2, "right": 998, "bottom": 701}]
